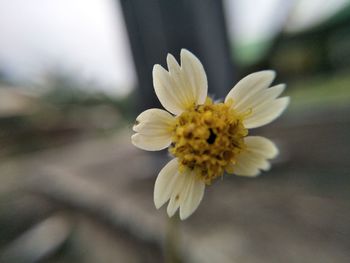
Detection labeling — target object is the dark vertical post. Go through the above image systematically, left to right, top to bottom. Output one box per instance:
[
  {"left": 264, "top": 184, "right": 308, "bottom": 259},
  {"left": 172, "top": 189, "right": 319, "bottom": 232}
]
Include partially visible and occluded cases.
[
  {"left": 119, "top": 0, "right": 234, "bottom": 112},
  {"left": 119, "top": 0, "right": 167, "bottom": 112},
  {"left": 188, "top": 0, "right": 235, "bottom": 98}
]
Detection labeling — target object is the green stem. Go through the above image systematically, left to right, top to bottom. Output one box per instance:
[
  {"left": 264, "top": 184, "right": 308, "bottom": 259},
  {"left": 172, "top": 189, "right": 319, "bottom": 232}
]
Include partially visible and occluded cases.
[{"left": 164, "top": 216, "right": 181, "bottom": 263}]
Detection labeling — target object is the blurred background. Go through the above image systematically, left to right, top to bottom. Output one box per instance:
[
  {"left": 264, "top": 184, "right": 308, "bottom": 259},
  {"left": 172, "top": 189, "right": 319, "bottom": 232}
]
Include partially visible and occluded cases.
[{"left": 0, "top": 0, "right": 349, "bottom": 262}]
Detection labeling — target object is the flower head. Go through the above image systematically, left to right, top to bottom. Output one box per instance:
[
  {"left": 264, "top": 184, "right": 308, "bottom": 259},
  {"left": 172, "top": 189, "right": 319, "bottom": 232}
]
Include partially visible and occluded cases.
[{"left": 132, "top": 49, "right": 289, "bottom": 220}]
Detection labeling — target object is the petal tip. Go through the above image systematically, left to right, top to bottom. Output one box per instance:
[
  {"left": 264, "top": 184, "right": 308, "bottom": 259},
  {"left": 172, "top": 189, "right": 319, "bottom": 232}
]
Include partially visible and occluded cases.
[
  {"left": 180, "top": 48, "right": 192, "bottom": 56},
  {"left": 180, "top": 49, "right": 199, "bottom": 64},
  {"left": 166, "top": 53, "right": 178, "bottom": 67},
  {"left": 152, "top": 64, "right": 165, "bottom": 77},
  {"left": 152, "top": 64, "right": 160, "bottom": 71},
  {"left": 261, "top": 69, "right": 276, "bottom": 79},
  {"left": 264, "top": 69, "right": 276, "bottom": 76},
  {"left": 251, "top": 70, "right": 276, "bottom": 81},
  {"left": 278, "top": 96, "right": 290, "bottom": 114},
  {"left": 284, "top": 96, "right": 291, "bottom": 106},
  {"left": 132, "top": 124, "right": 139, "bottom": 132},
  {"left": 130, "top": 133, "right": 137, "bottom": 141},
  {"left": 131, "top": 133, "right": 147, "bottom": 149},
  {"left": 270, "top": 144, "right": 279, "bottom": 159},
  {"left": 154, "top": 200, "right": 163, "bottom": 210},
  {"left": 167, "top": 205, "right": 178, "bottom": 217},
  {"left": 179, "top": 213, "right": 189, "bottom": 220}
]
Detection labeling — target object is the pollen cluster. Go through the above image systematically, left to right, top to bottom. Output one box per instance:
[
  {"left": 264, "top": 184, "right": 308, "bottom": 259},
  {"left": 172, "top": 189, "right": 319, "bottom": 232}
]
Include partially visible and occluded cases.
[{"left": 169, "top": 98, "right": 248, "bottom": 184}]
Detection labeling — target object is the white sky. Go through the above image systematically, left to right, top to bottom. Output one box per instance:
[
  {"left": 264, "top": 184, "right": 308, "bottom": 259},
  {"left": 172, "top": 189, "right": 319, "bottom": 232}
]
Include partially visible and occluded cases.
[
  {"left": 0, "top": 0, "right": 136, "bottom": 96},
  {"left": 0, "top": 0, "right": 348, "bottom": 97},
  {"left": 224, "top": 0, "right": 349, "bottom": 44},
  {"left": 224, "top": 0, "right": 293, "bottom": 45},
  {"left": 285, "top": 0, "right": 349, "bottom": 33}
]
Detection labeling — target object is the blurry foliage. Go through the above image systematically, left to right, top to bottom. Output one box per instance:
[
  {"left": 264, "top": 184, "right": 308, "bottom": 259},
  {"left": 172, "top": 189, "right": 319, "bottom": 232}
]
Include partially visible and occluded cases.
[
  {"left": 237, "top": 3, "right": 350, "bottom": 80},
  {"left": 0, "top": 70, "right": 136, "bottom": 157},
  {"left": 40, "top": 70, "right": 135, "bottom": 120},
  {"left": 287, "top": 70, "right": 350, "bottom": 111}
]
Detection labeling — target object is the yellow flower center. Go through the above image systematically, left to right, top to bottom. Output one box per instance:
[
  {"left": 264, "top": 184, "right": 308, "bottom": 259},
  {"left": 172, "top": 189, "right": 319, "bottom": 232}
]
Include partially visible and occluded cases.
[{"left": 169, "top": 98, "right": 248, "bottom": 185}]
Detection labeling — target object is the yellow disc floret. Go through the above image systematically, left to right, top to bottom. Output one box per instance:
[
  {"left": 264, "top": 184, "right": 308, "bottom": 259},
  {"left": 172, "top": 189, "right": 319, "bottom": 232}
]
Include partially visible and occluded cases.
[{"left": 169, "top": 98, "right": 248, "bottom": 185}]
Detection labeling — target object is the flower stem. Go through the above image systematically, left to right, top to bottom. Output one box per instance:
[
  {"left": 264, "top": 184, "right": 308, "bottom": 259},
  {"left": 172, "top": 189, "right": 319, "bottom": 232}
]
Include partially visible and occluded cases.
[{"left": 164, "top": 216, "right": 181, "bottom": 263}]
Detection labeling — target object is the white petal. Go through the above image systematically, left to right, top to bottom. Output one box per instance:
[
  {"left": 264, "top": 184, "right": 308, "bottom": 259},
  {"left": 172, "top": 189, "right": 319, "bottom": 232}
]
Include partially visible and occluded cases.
[
  {"left": 180, "top": 49, "right": 208, "bottom": 105},
  {"left": 153, "top": 50, "right": 208, "bottom": 115},
  {"left": 153, "top": 65, "right": 186, "bottom": 115},
  {"left": 225, "top": 70, "right": 276, "bottom": 106},
  {"left": 225, "top": 71, "right": 289, "bottom": 129},
  {"left": 234, "top": 84, "right": 285, "bottom": 113},
  {"left": 243, "top": 97, "right": 290, "bottom": 129},
  {"left": 131, "top": 108, "right": 174, "bottom": 151},
  {"left": 133, "top": 108, "right": 174, "bottom": 134},
  {"left": 131, "top": 134, "right": 171, "bottom": 151},
  {"left": 234, "top": 136, "right": 278, "bottom": 177},
  {"left": 244, "top": 136, "right": 278, "bottom": 158},
  {"left": 154, "top": 159, "right": 179, "bottom": 209},
  {"left": 233, "top": 159, "right": 260, "bottom": 177},
  {"left": 154, "top": 160, "right": 205, "bottom": 219},
  {"left": 167, "top": 171, "right": 188, "bottom": 217},
  {"left": 179, "top": 173, "right": 205, "bottom": 220}
]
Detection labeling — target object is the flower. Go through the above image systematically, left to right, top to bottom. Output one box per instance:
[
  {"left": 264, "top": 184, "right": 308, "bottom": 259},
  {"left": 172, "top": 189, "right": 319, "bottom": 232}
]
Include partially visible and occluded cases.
[{"left": 132, "top": 49, "right": 289, "bottom": 220}]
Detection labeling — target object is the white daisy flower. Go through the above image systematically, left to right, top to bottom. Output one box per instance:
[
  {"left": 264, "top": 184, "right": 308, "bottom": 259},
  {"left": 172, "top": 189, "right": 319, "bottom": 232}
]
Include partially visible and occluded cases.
[{"left": 132, "top": 49, "right": 289, "bottom": 220}]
